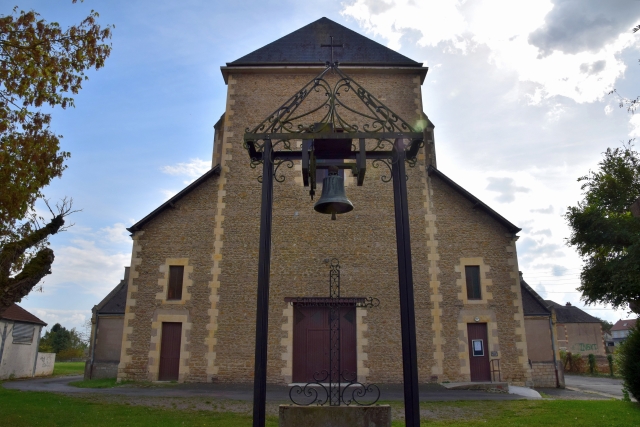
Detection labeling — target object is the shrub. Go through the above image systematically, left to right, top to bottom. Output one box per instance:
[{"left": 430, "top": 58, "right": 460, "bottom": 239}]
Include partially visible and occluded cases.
[
  {"left": 617, "top": 324, "right": 640, "bottom": 400},
  {"left": 57, "top": 348, "right": 84, "bottom": 361},
  {"left": 588, "top": 354, "right": 596, "bottom": 374},
  {"left": 607, "top": 354, "right": 614, "bottom": 376}
]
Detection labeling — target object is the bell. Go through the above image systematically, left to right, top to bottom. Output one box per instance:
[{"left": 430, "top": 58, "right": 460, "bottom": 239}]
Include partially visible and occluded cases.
[{"left": 314, "top": 166, "right": 354, "bottom": 220}]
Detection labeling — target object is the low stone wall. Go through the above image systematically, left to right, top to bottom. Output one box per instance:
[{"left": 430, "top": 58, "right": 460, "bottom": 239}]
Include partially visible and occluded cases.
[
  {"left": 34, "top": 353, "right": 56, "bottom": 377},
  {"left": 531, "top": 361, "right": 560, "bottom": 388}
]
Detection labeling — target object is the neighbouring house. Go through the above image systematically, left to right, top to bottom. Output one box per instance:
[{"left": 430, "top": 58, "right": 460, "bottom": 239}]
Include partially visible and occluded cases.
[
  {"left": 113, "top": 17, "right": 534, "bottom": 386},
  {"left": 84, "top": 267, "right": 129, "bottom": 379},
  {"left": 520, "top": 274, "right": 563, "bottom": 388},
  {"left": 545, "top": 300, "right": 605, "bottom": 357},
  {"left": 0, "top": 304, "right": 54, "bottom": 379},
  {"left": 610, "top": 318, "right": 637, "bottom": 347}
]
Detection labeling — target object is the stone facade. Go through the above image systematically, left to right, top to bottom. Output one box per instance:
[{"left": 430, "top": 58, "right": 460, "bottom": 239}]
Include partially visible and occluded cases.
[
  {"left": 117, "top": 22, "right": 532, "bottom": 386},
  {"left": 530, "top": 361, "right": 558, "bottom": 388}
]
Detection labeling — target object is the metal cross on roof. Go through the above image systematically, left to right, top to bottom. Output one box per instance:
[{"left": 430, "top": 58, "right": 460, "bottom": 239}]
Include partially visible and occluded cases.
[{"left": 321, "top": 35, "right": 343, "bottom": 66}]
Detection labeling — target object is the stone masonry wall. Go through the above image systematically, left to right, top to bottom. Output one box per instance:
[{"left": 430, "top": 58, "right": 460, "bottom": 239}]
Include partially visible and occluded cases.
[
  {"left": 213, "top": 69, "right": 433, "bottom": 384},
  {"left": 118, "top": 174, "right": 218, "bottom": 382},
  {"left": 428, "top": 174, "right": 531, "bottom": 385},
  {"left": 531, "top": 362, "right": 556, "bottom": 388}
]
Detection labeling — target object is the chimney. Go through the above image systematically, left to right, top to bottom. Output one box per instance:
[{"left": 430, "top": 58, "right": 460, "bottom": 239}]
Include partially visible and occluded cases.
[
  {"left": 124, "top": 266, "right": 130, "bottom": 282},
  {"left": 565, "top": 302, "right": 572, "bottom": 306}
]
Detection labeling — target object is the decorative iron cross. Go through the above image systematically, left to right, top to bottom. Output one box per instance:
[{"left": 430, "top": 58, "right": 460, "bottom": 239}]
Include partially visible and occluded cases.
[{"left": 321, "top": 36, "right": 343, "bottom": 66}]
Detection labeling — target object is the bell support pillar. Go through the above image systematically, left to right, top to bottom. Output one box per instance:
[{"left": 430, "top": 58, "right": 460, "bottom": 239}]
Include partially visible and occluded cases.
[
  {"left": 253, "top": 139, "right": 273, "bottom": 427},
  {"left": 391, "top": 139, "right": 421, "bottom": 427}
]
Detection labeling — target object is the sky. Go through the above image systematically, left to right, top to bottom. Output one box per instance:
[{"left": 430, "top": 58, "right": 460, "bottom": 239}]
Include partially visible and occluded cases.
[{"left": 8, "top": 0, "right": 640, "bottom": 332}]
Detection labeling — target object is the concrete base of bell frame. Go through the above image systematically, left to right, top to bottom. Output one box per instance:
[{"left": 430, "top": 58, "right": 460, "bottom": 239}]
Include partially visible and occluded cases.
[{"left": 278, "top": 405, "right": 391, "bottom": 427}]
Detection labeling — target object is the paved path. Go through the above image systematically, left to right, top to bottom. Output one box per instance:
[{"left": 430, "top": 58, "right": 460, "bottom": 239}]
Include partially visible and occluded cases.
[
  {"left": 564, "top": 374, "right": 627, "bottom": 399},
  {"left": 4, "top": 376, "right": 526, "bottom": 401}
]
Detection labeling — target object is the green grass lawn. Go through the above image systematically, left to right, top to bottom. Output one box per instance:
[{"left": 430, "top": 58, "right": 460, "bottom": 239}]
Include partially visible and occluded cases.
[
  {"left": 52, "top": 361, "right": 85, "bottom": 376},
  {"left": 0, "top": 385, "right": 638, "bottom": 426},
  {"left": 0, "top": 387, "right": 278, "bottom": 427}
]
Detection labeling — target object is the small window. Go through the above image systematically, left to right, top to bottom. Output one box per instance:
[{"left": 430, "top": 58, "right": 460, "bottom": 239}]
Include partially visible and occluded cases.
[
  {"left": 167, "top": 266, "right": 184, "bottom": 300},
  {"left": 465, "top": 266, "right": 481, "bottom": 300},
  {"left": 12, "top": 323, "right": 35, "bottom": 344}
]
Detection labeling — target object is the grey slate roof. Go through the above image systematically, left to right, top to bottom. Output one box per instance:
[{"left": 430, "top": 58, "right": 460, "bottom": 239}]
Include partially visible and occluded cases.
[
  {"left": 228, "top": 17, "right": 422, "bottom": 67},
  {"left": 94, "top": 267, "right": 129, "bottom": 315},
  {"left": 520, "top": 276, "right": 551, "bottom": 316},
  {"left": 545, "top": 300, "right": 601, "bottom": 324}
]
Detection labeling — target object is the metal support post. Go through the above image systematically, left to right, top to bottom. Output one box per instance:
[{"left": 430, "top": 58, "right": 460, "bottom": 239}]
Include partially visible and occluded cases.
[
  {"left": 253, "top": 139, "right": 274, "bottom": 427},
  {"left": 391, "top": 140, "right": 421, "bottom": 427}
]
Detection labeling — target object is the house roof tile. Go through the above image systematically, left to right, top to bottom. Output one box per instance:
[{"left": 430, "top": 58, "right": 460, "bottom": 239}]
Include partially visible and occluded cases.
[{"left": 0, "top": 303, "right": 47, "bottom": 326}]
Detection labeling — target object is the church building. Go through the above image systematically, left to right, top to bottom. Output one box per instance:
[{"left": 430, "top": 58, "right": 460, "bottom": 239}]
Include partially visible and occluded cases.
[{"left": 115, "top": 18, "right": 532, "bottom": 386}]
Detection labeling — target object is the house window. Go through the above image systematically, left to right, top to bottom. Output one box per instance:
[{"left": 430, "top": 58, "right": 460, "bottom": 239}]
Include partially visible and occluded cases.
[
  {"left": 167, "top": 266, "right": 184, "bottom": 300},
  {"left": 465, "top": 266, "right": 481, "bottom": 300},
  {"left": 12, "top": 323, "right": 35, "bottom": 344}
]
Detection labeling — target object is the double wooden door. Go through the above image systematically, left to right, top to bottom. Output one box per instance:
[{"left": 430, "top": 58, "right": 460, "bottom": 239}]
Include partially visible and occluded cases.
[{"left": 292, "top": 305, "right": 357, "bottom": 383}]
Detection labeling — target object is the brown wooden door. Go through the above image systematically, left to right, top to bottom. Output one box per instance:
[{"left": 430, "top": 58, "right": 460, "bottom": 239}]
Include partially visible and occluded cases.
[
  {"left": 292, "top": 306, "right": 357, "bottom": 382},
  {"left": 159, "top": 322, "right": 182, "bottom": 381},
  {"left": 467, "top": 323, "right": 491, "bottom": 382}
]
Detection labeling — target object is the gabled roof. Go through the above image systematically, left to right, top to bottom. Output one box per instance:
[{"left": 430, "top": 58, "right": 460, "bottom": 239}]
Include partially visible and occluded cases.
[
  {"left": 228, "top": 17, "right": 422, "bottom": 67},
  {"left": 128, "top": 165, "right": 221, "bottom": 233},
  {"left": 427, "top": 166, "right": 521, "bottom": 233},
  {"left": 94, "top": 267, "right": 129, "bottom": 316},
  {"left": 520, "top": 274, "right": 551, "bottom": 316},
  {"left": 545, "top": 300, "right": 601, "bottom": 324},
  {"left": 0, "top": 303, "right": 47, "bottom": 326},
  {"left": 611, "top": 318, "right": 637, "bottom": 331}
]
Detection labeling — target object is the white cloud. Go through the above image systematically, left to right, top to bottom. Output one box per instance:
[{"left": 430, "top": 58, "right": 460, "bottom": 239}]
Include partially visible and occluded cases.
[
  {"left": 341, "top": 0, "right": 639, "bottom": 104},
  {"left": 629, "top": 113, "right": 640, "bottom": 137},
  {"left": 161, "top": 158, "right": 210, "bottom": 184},
  {"left": 100, "top": 223, "right": 132, "bottom": 244},
  {"left": 43, "top": 239, "right": 130, "bottom": 297},
  {"left": 31, "top": 308, "right": 90, "bottom": 333}
]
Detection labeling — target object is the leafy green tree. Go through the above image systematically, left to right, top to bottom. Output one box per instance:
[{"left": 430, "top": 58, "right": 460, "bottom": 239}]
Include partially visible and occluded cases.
[
  {"left": 0, "top": 3, "right": 112, "bottom": 314},
  {"left": 565, "top": 143, "right": 640, "bottom": 314},
  {"left": 596, "top": 317, "right": 614, "bottom": 335},
  {"left": 39, "top": 322, "right": 87, "bottom": 356},
  {"left": 617, "top": 324, "right": 640, "bottom": 400}
]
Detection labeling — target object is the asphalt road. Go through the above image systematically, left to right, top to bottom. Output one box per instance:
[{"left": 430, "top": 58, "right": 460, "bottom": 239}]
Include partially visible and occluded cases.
[
  {"left": 564, "top": 374, "right": 627, "bottom": 399},
  {"left": 4, "top": 375, "right": 525, "bottom": 401}
]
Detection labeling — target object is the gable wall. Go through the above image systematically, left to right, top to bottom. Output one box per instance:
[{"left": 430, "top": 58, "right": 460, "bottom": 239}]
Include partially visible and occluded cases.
[
  {"left": 118, "top": 174, "right": 219, "bottom": 382},
  {"left": 428, "top": 174, "right": 531, "bottom": 385}
]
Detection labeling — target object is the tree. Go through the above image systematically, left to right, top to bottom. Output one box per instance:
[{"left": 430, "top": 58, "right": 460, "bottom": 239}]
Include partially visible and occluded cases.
[
  {"left": 0, "top": 3, "right": 112, "bottom": 314},
  {"left": 565, "top": 143, "right": 640, "bottom": 314},
  {"left": 596, "top": 317, "right": 614, "bottom": 335},
  {"left": 39, "top": 322, "right": 87, "bottom": 359},
  {"left": 617, "top": 324, "right": 640, "bottom": 400}
]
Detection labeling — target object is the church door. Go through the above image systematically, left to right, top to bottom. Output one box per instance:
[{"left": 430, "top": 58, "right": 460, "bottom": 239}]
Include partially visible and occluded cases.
[
  {"left": 292, "top": 305, "right": 357, "bottom": 383},
  {"left": 159, "top": 322, "right": 182, "bottom": 381},
  {"left": 467, "top": 323, "right": 491, "bottom": 382}
]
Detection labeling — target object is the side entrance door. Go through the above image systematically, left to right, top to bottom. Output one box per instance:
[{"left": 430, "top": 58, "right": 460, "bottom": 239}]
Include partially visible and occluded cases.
[
  {"left": 292, "top": 305, "right": 357, "bottom": 383},
  {"left": 159, "top": 322, "right": 182, "bottom": 381},
  {"left": 467, "top": 323, "right": 491, "bottom": 382}
]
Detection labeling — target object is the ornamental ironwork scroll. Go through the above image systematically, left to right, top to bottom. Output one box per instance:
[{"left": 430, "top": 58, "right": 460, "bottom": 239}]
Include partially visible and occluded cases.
[{"left": 287, "top": 259, "right": 380, "bottom": 406}]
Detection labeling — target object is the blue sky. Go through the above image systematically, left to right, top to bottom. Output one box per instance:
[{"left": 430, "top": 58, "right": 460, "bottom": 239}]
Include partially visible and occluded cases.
[{"left": 10, "top": 0, "right": 640, "bottom": 330}]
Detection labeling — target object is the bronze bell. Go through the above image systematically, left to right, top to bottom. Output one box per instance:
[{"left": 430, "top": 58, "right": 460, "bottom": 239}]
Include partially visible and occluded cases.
[{"left": 314, "top": 166, "right": 354, "bottom": 220}]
